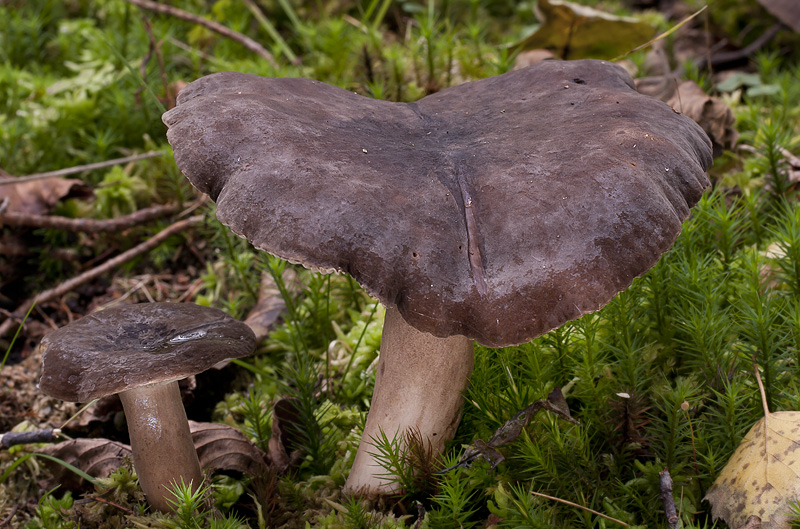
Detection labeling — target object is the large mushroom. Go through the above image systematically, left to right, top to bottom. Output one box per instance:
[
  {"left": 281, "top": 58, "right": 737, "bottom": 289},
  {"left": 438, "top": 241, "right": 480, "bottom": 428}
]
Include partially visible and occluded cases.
[
  {"left": 163, "top": 59, "right": 713, "bottom": 494},
  {"left": 39, "top": 302, "right": 256, "bottom": 511}
]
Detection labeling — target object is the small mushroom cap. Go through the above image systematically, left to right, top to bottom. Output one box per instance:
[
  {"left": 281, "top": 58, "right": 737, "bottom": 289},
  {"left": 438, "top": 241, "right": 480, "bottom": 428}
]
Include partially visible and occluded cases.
[
  {"left": 163, "top": 59, "right": 712, "bottom": 347},
  {"left": 39, "top": 303, "right": 256, "bottom": 402}
]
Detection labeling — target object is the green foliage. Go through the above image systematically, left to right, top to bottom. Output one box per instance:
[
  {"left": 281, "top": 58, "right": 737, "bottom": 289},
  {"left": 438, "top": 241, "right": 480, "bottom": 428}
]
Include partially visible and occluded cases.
[
  {"left": 158, "top": 478, "right": 247, "bottom": 529},
  {"left": 26, "top": 491, "right": 75, "bottom": 529}
]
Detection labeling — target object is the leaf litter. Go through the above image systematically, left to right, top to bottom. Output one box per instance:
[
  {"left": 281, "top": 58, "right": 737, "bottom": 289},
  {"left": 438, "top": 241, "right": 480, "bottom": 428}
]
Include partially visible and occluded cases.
[{"left": 705, "top": 366, "right": 800, "bottom": 528}]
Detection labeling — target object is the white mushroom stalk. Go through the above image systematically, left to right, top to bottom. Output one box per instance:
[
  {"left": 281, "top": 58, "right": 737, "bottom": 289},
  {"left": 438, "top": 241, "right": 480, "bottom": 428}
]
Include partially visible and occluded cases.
[{"left": 344, "top": 307, "right": 474, "bottom": 494}]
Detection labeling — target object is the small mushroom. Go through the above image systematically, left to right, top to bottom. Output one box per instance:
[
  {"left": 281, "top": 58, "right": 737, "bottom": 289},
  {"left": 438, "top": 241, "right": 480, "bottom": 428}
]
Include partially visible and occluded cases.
[
  {"left": 163, "top": 59, "right": 713, "bottom": 495},
  {"left": 39, "top": 302, "right": 256, "bottom": 511}
]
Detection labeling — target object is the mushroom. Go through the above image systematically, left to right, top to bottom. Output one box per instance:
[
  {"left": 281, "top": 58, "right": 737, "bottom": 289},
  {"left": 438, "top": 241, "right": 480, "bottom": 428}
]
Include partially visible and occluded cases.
[
  {"left": 162, "top": 59, "right": 713, "bottom": 495},
  {"left": 39, "top": 302, "right": 256, "bottom": 511}
]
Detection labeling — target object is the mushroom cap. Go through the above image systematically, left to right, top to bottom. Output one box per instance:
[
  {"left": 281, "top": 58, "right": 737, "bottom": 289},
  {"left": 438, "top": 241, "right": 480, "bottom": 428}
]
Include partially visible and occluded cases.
[
  {"left": 757, "top": 0, "right": 800, "bottom": 33},
  {"left": 163, "top": 59, "right": 712, "bottom": 348},
  {"left": 39, "top": 303, "right": 256, "bottom": 402}
]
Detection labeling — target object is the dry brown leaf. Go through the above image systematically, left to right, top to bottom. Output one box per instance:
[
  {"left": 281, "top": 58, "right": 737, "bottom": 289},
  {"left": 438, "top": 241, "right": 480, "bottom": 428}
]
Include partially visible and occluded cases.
[
  {"left": 636, "top": 78, "right": 738, "bottom": 158},
  {"left": 667, "top": 81, "right": 738, "bottom": 158},
  {"left": 0, "top": 177, "right": 90, "bottom": 216},
  {"left": 243, "top": 271, "right": 289, "bottom": 344},
  {"left": 705, "top": 371, "right": 800, "bottom": 529},
  {"left": 268, "top": 398, "right": 304, "bottom": 474},
  {"left": 189, "top": 420, "right": 268, "bottom": 476},
  {"left": 37, "top": 422, "right": 268, "bottom": 492},
  {"left": 38, "top": 438, "right": 131, "bottom": 491}
]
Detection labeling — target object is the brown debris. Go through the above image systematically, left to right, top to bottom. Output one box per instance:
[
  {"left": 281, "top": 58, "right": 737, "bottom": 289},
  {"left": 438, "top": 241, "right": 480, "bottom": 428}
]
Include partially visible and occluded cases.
[
  {"left": 637, "top": 78, "right": 738, "bottom": 158},
  {"left": 0, "top": 177, "right": 89, "bottom": 216}
]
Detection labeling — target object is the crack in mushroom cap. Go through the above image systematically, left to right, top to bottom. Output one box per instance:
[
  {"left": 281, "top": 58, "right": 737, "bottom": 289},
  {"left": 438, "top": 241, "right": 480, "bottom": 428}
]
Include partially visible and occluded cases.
[
  {"left": 163, "top": 59, "right": 712, "bottom": 347},
  {"left": 39, "top": 303, "right": 256, "bottom": 402}
]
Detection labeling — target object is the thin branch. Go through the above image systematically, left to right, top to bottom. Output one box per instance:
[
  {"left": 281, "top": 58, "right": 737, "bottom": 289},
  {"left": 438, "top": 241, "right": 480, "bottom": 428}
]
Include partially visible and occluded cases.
[
  {"left": 121, "top": 0, "right": 278, "bottom": 68},
  {"left": 0, "top": 151, "right": 165, "bottom": 186},
  {"left": 0, "top": 203, "right": 179, "bottom": 232},
  {"left": 0, "top": 216, "right": 204, "bottom": 338},
  {"left": 0, "top": 429, "right": 62, "bottom": 450},
  {"left": 659, "top": 468, "right": 679, "bottom": 529},
  {"left": 530, "top": 490, "right": 629, "bottom": 527},
  {"left": 76, "top": 495, "right": 135, "bottom": 515},
  {"left": 0, "top": 507, "right": 19, "bottom": 528}
]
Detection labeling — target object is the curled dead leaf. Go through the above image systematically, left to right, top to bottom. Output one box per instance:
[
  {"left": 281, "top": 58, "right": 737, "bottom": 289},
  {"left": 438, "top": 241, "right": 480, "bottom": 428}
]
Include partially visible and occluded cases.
[
  {"left": 637, "top": 78, "right": 737, "bottom": 158},
  {"left": 667, "top": 81, "right": 738, "bottom": 158},
  {"left": 268, "top": 398, "right": 305, "bottom": 474},
  {"left": 189, "top": 420, "right": 268, "bottom": 476},
  {"left": 37, "top": 422, "right": 268, "bottom": 492},
  {"left": 38, "top": 438, "right": 131, "bottom": 492}
]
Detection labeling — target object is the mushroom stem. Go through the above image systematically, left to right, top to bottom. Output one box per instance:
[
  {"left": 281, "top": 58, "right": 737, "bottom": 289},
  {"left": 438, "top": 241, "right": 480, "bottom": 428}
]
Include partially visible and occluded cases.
[
  {"left": 344, "top": 306, "right": 474, "bottom": 495},
  {"left": 118, "top": 380, "right": 202, "bottom": 512}
]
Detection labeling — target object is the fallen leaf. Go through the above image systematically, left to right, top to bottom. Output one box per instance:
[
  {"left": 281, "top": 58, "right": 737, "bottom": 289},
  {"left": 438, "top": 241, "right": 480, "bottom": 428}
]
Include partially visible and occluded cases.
[
  {"left": 518, "top": 0, "right": 655, "bottom": 60},
  {"left": 637, "top": 78, "right": 738, "bottom": 158},
  {"left": 667, "top": 81, "right": 738, "bottom": 158},
  {"left": 0, "top": 177, "right": 90, "bottom": 216},
  {"left": 244, "top": 270, "right": 290, "bottom": 344},
  {"left": 705, "top": 370, "right": 800, "bottom": 528},
  {"left": 268, "top": 398, "right": 304, "bottom": 474},
  {"left": 189, "top": 420, "right": 269, "bottom": 476},
  {"left": 37, "top": 422, "right": 268, "bottom": 492},
  {"left": 38, "top": 438, "right": 131, "bottom": 492}
]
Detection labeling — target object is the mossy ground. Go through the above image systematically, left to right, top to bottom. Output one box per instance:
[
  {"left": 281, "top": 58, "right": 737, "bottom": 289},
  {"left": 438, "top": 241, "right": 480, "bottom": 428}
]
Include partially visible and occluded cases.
[{"left": 2, "top": 0, "right": 800, "bottom": 527}]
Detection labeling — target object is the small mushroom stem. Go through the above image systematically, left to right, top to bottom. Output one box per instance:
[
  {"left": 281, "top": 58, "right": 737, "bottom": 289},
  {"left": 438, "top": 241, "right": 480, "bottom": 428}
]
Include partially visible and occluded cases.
[
  {"left": 344, "top": 306, "right": 474, "bottom": 495},
  {"left": 118, "top": 381, "right": 202, "bottom": 512}
]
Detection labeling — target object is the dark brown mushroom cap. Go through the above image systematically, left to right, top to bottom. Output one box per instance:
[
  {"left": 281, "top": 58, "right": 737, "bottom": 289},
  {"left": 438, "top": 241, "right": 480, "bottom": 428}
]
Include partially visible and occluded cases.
[
  {"left": 163, "top": 59, "right": 712, "bottom": 347},
  {"left": 39, "top": 303, "right": 256, "bottom": 402}
]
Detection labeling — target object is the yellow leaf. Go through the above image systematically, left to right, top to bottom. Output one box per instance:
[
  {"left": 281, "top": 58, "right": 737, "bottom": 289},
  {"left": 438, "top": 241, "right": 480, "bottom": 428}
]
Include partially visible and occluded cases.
[{"left": 704, "top": 409, "right": 800, "bottom": 528}]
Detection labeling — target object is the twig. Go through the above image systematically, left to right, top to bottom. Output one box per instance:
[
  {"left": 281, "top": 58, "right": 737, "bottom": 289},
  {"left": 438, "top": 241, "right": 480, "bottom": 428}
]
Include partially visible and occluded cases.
[
  {"left": 121, "top": 0, "right": 278, "bottom": 68},
  {"left": 141, "top": 16, "right": 172, "bottom": 107},
  {"left": 693, "top": 23, "right": 782, "bottom": 72},
  {"left": 0, "top": 151, "right": 164, "bottom": 186},
  {"left": 0, "top": 203, "right": 179, "bottom": 232},
  {"left": 0, "top": 204, "right": 179, "bottom": 233},
  {"left": 0, "top": 216, "right": 204, "bottom": 338},
  {"left": 439, "top": 388, "right": 578, "bottom": 472},
  {"left": 0, "top": 429, "right": 61, "bottom": 450},
  {"left": 659, "top": 468, "right": 679, "bottom": 529},
  {"left": 530, "top": 490, "right": 629, "bottom": 527},
  {"left": 76, "top": 495, "right": 134, "bottom": 514},
  {"left": 0, "top": 506, "right": 19, "bottom": 528}
]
